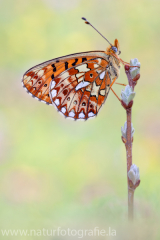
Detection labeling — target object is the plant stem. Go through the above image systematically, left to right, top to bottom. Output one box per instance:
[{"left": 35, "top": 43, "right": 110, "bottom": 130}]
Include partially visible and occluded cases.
[
  {"left": 122, "top": 65, "right": 140, "bottom": 221},
  {"left": 125, "top": 108, "right": 134, "bottom": 220},
  {"left": 126, "top": 108, "right": 132, "bottom": 173},
  {"left": 128, "top": 187, "right": 134, "bottom": 220}
]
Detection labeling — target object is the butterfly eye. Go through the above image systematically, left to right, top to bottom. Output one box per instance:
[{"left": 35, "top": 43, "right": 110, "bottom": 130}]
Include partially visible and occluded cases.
[
  {"left": 111, "top": 46, "right": 117, "bottom": 52},
  {"left": 118, "top": 51, "right": 121, "bottom": 55}
]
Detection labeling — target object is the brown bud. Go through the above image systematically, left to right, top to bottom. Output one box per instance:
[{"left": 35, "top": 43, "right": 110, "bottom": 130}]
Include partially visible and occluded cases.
[
  {"left": 125, "top": 65, "right": 130, "bottom": 71},
  {"left": 132, "top": 73, "right": 140, "bottom": 82},
  {"left": 121, "top": 100, "right": 133, "bottom": 110},
  {"left": 121, "top": 136, "right": 127, "bottom": 144},
  {"left": 128, "top": 179, "right": 140, "bottom": 190}
]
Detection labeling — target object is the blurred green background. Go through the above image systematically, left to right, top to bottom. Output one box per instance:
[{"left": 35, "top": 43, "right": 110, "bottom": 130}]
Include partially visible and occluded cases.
[{"left": 0, "top": 0, "right": 160, "bottom": 239}]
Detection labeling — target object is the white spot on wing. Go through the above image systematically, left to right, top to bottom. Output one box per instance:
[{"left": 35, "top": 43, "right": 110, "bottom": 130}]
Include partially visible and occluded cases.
[
  {"left": 97, "top": 58, "right": 101, "bottom": 65},
  {"left": 94, "top": 63, "right": 99, "bottom": 68},
  {"left": 75, "top": 64, "right": 90, "bottom": 73},
  {"left": 96, "top": 69, "right": 102, "bottom": 74},
  {"left": 37, "top": 70, "right": 44, "bottom": 77},
  {"left": 61, "top": 71, "right": 69, "bottom": 79},
  {"left": 100, "top": 71, "right": 105, "bottom": 80},
  {"left": 76, "top": 73, "right": 84, "bottom": 79},
  {"left": 25, "top": 76, "right": 31, "bottom": 81},
  {"left": 51, "top": 81, "right": 56, "bottom": 89},
  {"left": 75, "top": 81, "right": 90, "bottom": 91},
  {"left": 91, "top": 81, "right": 99, "bottom": 97},
  {"left": 51, "top": 89, "right": 57, "bottom": 98},
  {"left": 100, "top": 89, "right": 105, "bottom": 96},
  {"left": 28, "top": 92, "right": 33, "bottom": 97},
  {"left": 54, "top": 99, "right": 60, "bottom": 106},
  {"left": 61, "top": 107, "right": 66, "bottom": 113},
  {"left": 69, "top": 110, "right": 75, "bottom": 117},
  {"left": 78, "top": 111, "right": 85, "bottom": 119},
  {"left": 88, "top": 111, "right": 95, "bottom": 117}
]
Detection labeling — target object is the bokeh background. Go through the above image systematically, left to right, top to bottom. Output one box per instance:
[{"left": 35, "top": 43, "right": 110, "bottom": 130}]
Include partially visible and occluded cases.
[{"left": 1, "top": 0, "right": 160, "bottom": 239}]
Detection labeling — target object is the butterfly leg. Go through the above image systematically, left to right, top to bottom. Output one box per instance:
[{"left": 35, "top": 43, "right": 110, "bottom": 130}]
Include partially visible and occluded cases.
[
  {"left": 111, "top": 54, "right": 140, "bottom": 68},
  {"left": 109, "top": 77, "right": 121, "bottom": 101},
  {"left": 110, "top": 77, "right": 117, "bottom": 88},
  {"left": 115, "top": 83, "right": 127, "bottom": 86},
  {"left": 110, "top": 87, "right": 121, "bottom": 102}
]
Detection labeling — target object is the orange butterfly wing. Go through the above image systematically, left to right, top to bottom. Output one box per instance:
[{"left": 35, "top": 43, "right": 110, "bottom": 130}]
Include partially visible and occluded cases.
[{"left": 22, "top": 52, "right": 112, "bottom": 120}]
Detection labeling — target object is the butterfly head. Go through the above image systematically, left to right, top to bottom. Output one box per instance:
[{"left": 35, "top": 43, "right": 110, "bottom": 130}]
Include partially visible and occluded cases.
[{"left": 108, "top": 39, "right": 121, "bottom": 55}]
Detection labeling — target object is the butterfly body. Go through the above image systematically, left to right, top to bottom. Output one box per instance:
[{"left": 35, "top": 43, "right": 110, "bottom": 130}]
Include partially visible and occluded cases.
[{"left": 22, "top": 39, "right": 121, "bottom": 120}]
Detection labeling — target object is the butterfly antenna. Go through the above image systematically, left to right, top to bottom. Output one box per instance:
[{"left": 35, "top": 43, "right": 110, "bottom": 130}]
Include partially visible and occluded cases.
[{"left": 82, "top": 17, "right": 113, "bottom": 46}]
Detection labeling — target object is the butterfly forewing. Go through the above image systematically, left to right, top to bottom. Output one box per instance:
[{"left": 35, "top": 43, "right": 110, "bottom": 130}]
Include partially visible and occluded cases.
[{"left": 22, "top": 51, "right": 113, "bottom": 120}]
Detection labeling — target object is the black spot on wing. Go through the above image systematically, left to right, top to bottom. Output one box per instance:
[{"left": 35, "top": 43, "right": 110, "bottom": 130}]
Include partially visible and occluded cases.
[
  {"left": 82, "top": 57, "right": 87, "bottom": 62},
  {"left": 72, "top": 58, "right": 78, "bottom": 66},
  {"left": 65, "top": 62, "right": 69, "bottom": 70},
  {"left": 52, "top": 64, "right": 56, "bottom": 72}
]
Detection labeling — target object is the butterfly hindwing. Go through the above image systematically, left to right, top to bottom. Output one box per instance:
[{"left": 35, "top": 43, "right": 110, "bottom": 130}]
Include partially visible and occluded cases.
[
  {"left": 22, "top": 51, "right": 112, "bottom": 119},
  {"left": 50, "top": 58, "right": 111, "bottom": 119}
]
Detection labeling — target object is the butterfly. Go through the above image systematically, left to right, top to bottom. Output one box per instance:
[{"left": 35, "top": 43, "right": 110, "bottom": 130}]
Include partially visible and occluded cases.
[{"left": 22, "top": 18, "right": 128, "bottom": 120}]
